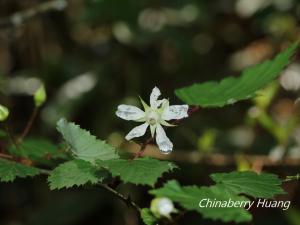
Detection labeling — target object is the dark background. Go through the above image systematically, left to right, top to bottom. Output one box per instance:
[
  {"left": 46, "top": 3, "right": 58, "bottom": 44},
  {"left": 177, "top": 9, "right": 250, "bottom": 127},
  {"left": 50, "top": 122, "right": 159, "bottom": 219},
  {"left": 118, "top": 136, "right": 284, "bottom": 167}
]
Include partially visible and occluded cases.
[{"left": 0, "top": 0, "right": 300, "bottom": 224}]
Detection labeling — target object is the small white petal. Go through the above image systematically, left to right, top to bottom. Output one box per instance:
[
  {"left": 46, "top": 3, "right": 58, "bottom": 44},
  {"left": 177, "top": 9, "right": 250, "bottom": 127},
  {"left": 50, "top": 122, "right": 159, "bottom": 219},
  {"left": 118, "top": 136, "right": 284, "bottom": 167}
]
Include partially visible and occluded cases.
[
  {"left": 150, "top": 86, "right": 161, "bottom": 108},
  {"left": 156, "top": 98, "right": 168, "bottom": 109},
  {"left": 116, "top": 104, "right": 145, "bottom": 121},
  {"left": 162, "top": 105, "right": 189, "bottom": 120},
  {"left": 125, "top": 123, "right": 149, "bottom": 140},
  {"left": 156, "top": 124, "right": 173, "bottom": 153}
]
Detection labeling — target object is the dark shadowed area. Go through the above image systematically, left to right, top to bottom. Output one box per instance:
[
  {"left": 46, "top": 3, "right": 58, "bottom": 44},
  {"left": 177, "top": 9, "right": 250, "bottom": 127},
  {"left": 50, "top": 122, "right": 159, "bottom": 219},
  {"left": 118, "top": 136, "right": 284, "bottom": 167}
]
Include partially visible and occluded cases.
[{"left": 0, "top": 0, "right": 300, "bottom": 225}]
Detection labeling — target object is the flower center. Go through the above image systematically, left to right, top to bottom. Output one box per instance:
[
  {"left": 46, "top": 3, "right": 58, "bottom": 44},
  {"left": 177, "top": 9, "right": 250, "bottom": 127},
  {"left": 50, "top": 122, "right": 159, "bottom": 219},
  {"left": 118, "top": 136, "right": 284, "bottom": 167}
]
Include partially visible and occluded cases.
[{"left": 147, "top": 110, "right": 160, "bottom": 125}]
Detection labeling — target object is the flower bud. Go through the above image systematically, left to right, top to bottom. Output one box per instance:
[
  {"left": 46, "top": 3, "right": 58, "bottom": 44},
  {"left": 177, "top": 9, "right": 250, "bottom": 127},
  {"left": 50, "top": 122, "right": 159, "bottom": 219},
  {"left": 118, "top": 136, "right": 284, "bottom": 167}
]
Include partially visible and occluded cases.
[
  {"left": 34, "top": 85, "right": 46, "bottom": 107},
  {"left": 0, "top": 104, "right": 9, "bottom": 121},
  {"left": 150, "top": 197, "right": 176, "bottom": 218}
]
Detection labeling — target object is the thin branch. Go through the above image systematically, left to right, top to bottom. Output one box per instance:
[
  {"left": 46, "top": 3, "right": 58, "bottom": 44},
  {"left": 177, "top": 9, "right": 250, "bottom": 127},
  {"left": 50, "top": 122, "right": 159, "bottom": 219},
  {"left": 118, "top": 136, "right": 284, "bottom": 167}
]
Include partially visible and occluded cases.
[
  {"left": 0, "top": 0, "right": 67, "bottom": 29},
  {"left": 18, "top": 107, "right": 38, "bottom": 142},
  {"left": 134, "top": 137, "right": 154, "bottom": 159},
  {"left": 140, "top": 149, "right": 300, "bottom": 167},
  {"left": 0, "top": 152, "right": 141, "bottom": 213},
  {"left": 0, "top": 152, "right": 13, "bottom": 160},
  {"left": 284, "top": 173, "right": 300, "bottom": 182},
  {"left": 98, "top": 183, "right": 141, "bottom": 212}
]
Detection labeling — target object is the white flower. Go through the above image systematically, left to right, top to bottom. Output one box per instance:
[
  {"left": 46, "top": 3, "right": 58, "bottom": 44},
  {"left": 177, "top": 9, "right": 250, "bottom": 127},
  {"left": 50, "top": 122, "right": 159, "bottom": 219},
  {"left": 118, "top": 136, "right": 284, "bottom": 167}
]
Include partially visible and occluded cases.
[
  {"left": 116, "top": 87, "right": 189, "bottom": 153},
  {"left": 150, "top": 197, "right": 177, "bottom": 218}
]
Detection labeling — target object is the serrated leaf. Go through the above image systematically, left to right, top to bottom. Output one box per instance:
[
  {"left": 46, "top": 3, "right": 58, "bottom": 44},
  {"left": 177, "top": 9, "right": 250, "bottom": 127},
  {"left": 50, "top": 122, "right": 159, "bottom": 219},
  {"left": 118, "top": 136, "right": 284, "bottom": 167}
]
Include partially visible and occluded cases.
[
  {"left": 175, "top": 42, "right": 298, "bottom": 107},
  {"left": 56, "top": 118, "right": 119, "bottom": 164},
  {"left": 8, "top": 138, "right": 67, "bottom": 163},
  {"left": 98, "top": 157, "right": 177, "bottom": 186},
  {"left": 0, "top": 159, "right": 40, "bottom": 182},
  {"left": 48, "top": 159, "right": 106, "bottom": 190},
  {"left": 210, "top": 171, "right": 286, "bottom": 199},
  {"left": 150, "top": 180, "right": 252, "bottom": 223},
  {"left": 141, "top": 208, "right": 157, "bottom": 225}
]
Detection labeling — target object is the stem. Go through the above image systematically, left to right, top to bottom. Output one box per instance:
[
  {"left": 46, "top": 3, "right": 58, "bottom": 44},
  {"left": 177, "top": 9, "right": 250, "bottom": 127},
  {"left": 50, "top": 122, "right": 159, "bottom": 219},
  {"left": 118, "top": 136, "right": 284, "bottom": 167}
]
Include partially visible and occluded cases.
[
  {"left": 188, "top": 105, "right": 200, "bottom": 115},
  {"left": 173, "top": 106, "right": 199, "bottom": 125},
  {"left": 18, "top": 107, "right": 38, "bottom": 142},
  {"left": 134, "top": 137, "right": 153, "bottom": 159},
  {"left": 0, "top": 152, "right": 141, "bottom": 213},
  {"left": 0, "top": 152, "right": 13, "bottom": 160},
  {"left": 284, "top": 174, "right": 300, "bottom": 182},
  {"left": 98, "top": 183, "right": 141, "bottom": 212}
]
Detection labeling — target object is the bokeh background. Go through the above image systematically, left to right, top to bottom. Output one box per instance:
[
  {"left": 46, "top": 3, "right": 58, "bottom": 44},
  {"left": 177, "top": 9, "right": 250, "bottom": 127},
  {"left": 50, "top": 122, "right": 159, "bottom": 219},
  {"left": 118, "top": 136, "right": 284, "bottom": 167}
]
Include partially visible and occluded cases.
[{"left": 1, "top": 0, "right": 300, "bottom": 224}]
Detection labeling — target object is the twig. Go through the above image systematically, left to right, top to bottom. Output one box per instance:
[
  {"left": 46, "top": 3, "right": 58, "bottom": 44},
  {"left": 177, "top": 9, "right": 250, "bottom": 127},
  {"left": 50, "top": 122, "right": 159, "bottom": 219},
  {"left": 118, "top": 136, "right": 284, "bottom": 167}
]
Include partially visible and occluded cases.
[
  {"left": 0, "top": 0, "right": 67, "bottom": 29},
  {"left": 188, "top": 105, "right": 200, "bottom": 116},
  {"left": 18, "top": 107, "right": 38, "bottom": 142},
  {"left": 134, "top": 137, "right": 153, "bottom": 159},
  {"left": 139, "top": 149, "right": 300, "bottom": 167},
  {"left": 0, "top": 152, "right": 13, "bottom": 160},
  {"left": 0, "top": 152, "right": 141, "bottom": 212},
  {"left": 39, "top": 168, "right": 51, "bottom": 175},
  {"left": 284, "top": 173, "right": 300, "bottom": 182},
  {"left": 98, "top": 183, "right": 141, "bottom": 212}
]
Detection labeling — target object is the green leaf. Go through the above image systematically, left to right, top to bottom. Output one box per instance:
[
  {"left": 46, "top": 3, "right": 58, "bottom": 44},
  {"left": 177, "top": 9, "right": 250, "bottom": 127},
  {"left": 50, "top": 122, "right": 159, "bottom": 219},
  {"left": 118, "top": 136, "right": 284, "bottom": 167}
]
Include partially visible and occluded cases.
[
  {"left": 175, "top": 42, "right": 298, "bottom": 107},
  {"left": 56, "top": 118, "right": 119, "bottom": 164},
  {"left": 8, "top": 138, "right": 66, "bottom": 162},
  {"left": 98, "top": 157, "right": 177, "bottom": 186},
  {"left": 0, "top": 159, "right": 40, "bottom": 182},
  {"left": 48, "top": 159, "right": 106, "bottom": 190},
  {"left": 150, "top": 171, "right": 286, "bottom": 223},
  {"left": 210, "top": 171, "right": 286, "bottom": 198},
  {"left": 150, "top": 180, "right": 252, "bottom": 223},
  {"left": 141, "top": 208, "right": 157, "bottom": 225}
]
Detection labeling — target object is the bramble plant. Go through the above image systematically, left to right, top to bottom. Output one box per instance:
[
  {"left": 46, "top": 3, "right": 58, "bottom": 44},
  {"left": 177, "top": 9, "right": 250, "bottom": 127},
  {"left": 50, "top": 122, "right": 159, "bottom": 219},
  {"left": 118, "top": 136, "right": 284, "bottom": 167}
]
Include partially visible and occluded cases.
[{"left": 0, "top": 42, "right": 300, "bottom": 225}]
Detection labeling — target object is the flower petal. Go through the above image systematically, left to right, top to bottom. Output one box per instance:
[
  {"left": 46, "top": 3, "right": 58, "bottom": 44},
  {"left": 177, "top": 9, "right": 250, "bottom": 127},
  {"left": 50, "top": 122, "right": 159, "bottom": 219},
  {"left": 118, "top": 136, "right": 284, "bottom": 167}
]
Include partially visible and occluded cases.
[
  {"left": 150, "top": 87, "right": 161, "bottom": 108},
  {"left": 156, "top": 98, "right": 168, "bottom": 109},
  {"left": 116, "top": 104, "right": 145, "bottom": 121},
  {"left": 162, "top": 105, "right": 189, "bottom": 120},
  {"left": 125, "top": 123, "right": 149, "bottom": 140},
  {"left": 155, "top": 124, "right": 173, "bottom": 153}
]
